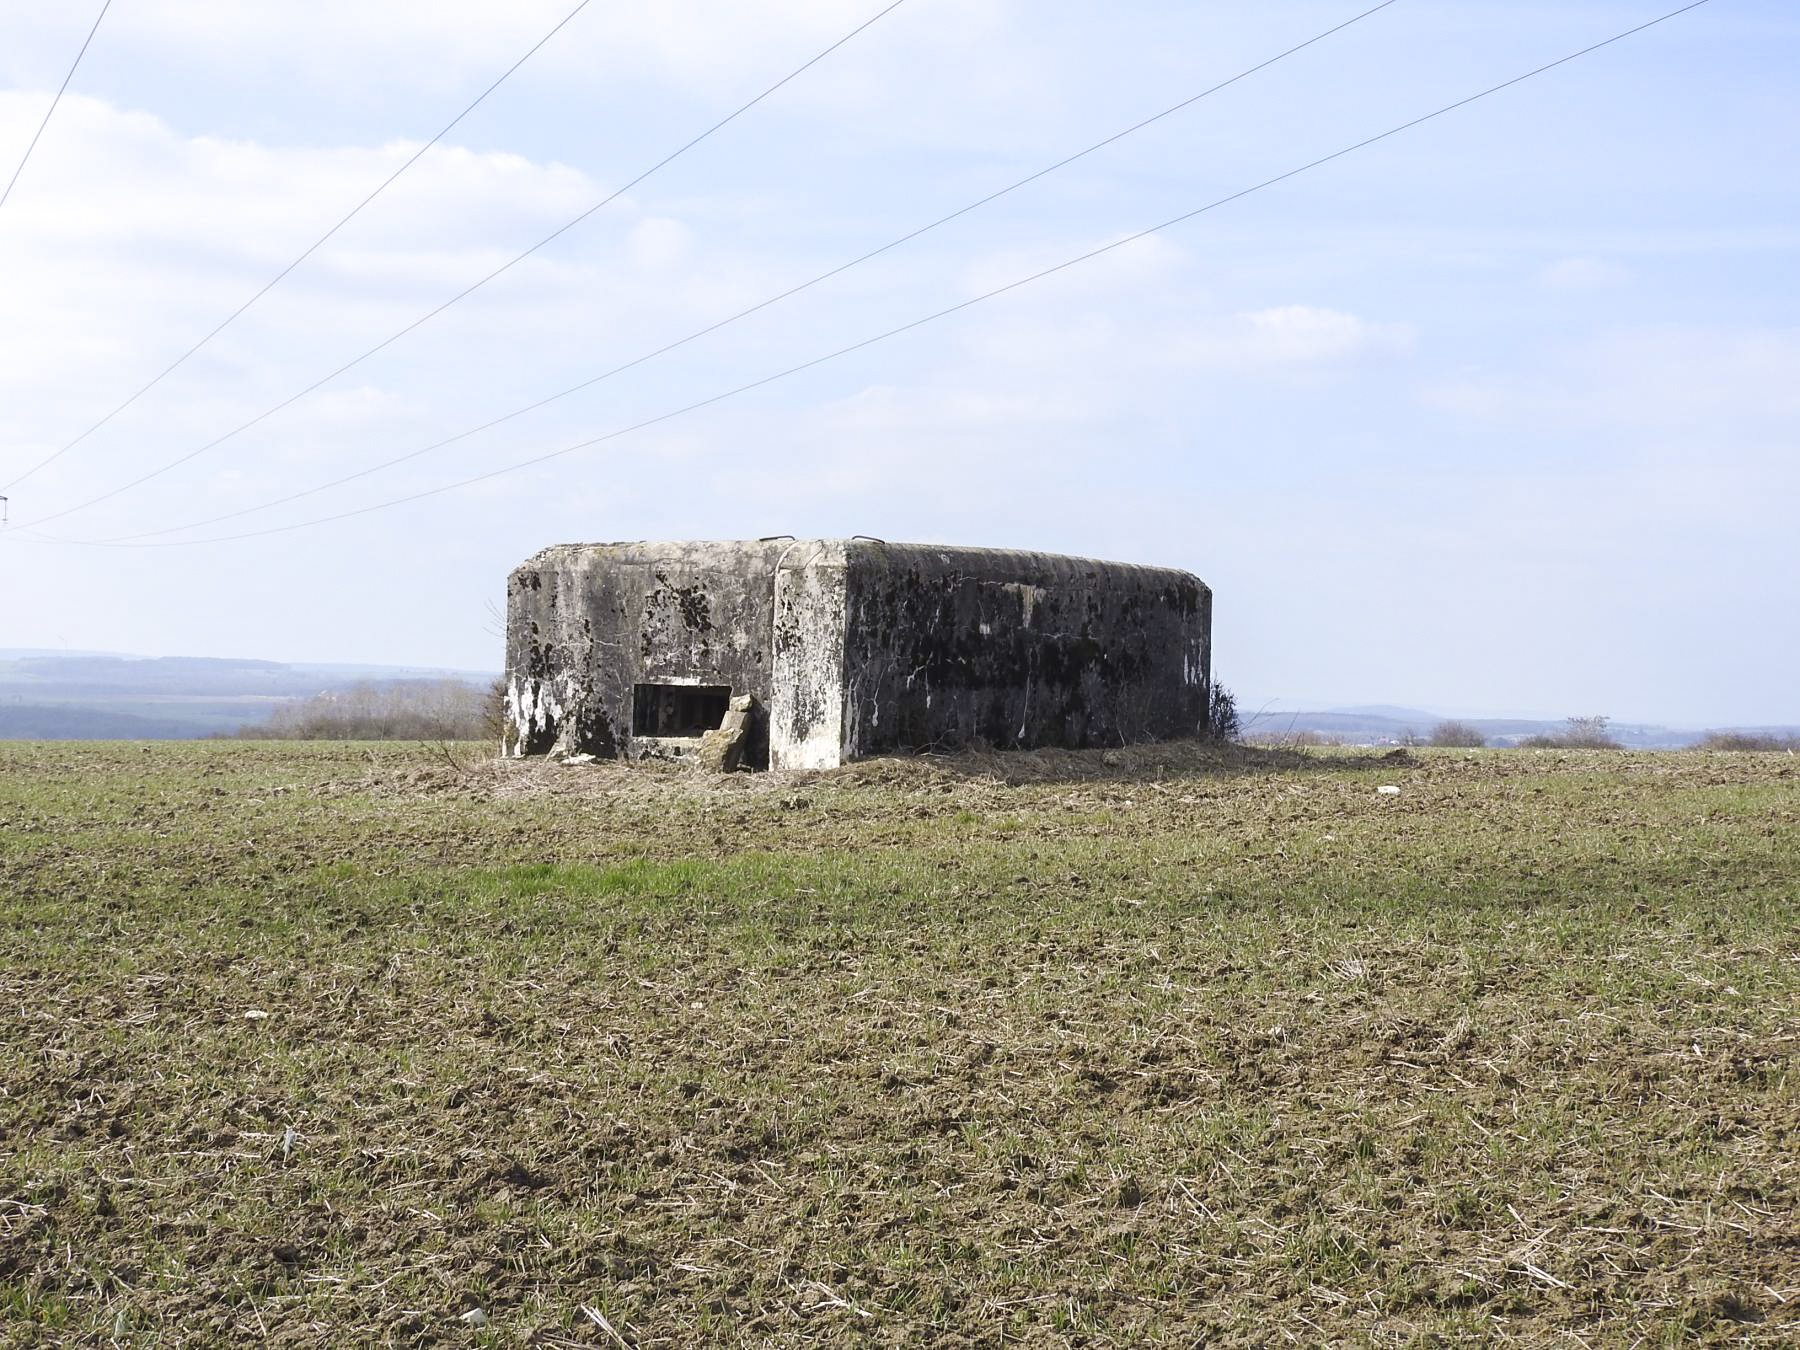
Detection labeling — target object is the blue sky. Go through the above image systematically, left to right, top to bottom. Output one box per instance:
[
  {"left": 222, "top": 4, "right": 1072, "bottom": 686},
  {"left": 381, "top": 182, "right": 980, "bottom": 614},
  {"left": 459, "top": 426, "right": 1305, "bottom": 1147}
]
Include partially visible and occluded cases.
[{"left": 1, "top": 1, "right": 1794, "bottom": 725}]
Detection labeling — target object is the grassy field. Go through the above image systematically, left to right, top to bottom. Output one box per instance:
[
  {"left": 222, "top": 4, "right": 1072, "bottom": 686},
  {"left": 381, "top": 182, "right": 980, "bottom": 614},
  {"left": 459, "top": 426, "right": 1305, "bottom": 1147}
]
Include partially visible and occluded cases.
[{"left": 1, "top": 739, "right": 1796, "bottom": 1347}]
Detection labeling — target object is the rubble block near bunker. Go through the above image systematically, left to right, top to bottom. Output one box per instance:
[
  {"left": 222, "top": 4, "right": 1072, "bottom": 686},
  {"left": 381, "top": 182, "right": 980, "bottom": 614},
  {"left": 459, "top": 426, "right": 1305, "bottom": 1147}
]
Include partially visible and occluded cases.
[{"left": 503, "top": 539, "right": 1211, "bottom": 771}]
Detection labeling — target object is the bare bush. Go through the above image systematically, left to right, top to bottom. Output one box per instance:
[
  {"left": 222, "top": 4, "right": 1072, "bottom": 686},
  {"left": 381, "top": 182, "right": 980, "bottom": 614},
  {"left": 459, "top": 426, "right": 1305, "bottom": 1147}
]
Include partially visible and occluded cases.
[
  {"left": 483, "top": 677, "right": 509, "bottom": 744},
  {"left": 238, "top": 679, "right": 491, "bottom": 741},
  {"left": 1205, "top": 683, "right": 1240, "bottom": 743},
  {"left": 1522, "top": 715, "right": 1623, "bottom": 750},
  {"left": 1430, "top": 720, "right": 1486, "bottom": 748},
  {"left": 1695, "top": 731, "right": 1800, "bottom": 752}
]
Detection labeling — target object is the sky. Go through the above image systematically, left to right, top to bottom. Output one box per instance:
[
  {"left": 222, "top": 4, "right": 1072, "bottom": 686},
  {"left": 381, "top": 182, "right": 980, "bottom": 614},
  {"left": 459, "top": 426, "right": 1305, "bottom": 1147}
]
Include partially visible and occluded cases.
[{"left": 1, "top": 0, "right": 1795, "bottom": 726}]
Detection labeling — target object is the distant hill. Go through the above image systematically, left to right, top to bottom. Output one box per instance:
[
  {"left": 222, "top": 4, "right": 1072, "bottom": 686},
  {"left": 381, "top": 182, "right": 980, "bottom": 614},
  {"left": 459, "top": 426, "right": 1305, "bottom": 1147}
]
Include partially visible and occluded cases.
[
  {"left": 0, "top": 647, "right": 130, "bottom": 660},
  {"left": 0, "top": 653, "right": 495, "bottom": 740},
  {"left": 0, "top": 704, "right": 213, "bottom": 740}
]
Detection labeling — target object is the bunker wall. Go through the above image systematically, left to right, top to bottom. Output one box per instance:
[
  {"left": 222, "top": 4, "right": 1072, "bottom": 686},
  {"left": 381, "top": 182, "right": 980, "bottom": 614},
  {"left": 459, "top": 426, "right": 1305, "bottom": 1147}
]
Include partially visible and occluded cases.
[
  {"left": 504, "top": 540, "right": 797, "bottom": 765},
  {"left": 839, "top": 544, "right": 1210, "bottom": 759}
]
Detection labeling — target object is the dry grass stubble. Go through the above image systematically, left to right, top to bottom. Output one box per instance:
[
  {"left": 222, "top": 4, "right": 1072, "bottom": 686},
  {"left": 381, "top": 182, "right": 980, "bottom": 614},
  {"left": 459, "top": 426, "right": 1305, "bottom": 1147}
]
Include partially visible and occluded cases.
[{"left": 1, "top": 740, "right": 1797, "bottom": 1345}]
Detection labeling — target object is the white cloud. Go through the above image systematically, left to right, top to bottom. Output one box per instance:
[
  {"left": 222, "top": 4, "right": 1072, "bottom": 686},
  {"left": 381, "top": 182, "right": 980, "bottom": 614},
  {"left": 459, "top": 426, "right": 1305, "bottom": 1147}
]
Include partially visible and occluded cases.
[
  {"left": 5, "top": 0, "right": 1030, "bottom": 145},
  {"left": 8, "top": 1, "right": 873, "bottom": 94},
  {"left": 0, "top": 96, "right": 766, "bottom": 502},
  {"left": 629, "top": 217, "right": 695, "bottom": 272},
  {"left": 956, "top": 232, "right": 1189, "bottom": 303},
  {"left": 1538, "top": 256, "right": 1631, "bottom": 290},
  {"left": 1172, "top": 305, "right": 1413, "bottom": 369},
  {"left": 1240, "top": 305, "right": 1412, "bottom": 364},
  {"left": 1420, "top": 325, "right": 1800, "bottom": 436}
]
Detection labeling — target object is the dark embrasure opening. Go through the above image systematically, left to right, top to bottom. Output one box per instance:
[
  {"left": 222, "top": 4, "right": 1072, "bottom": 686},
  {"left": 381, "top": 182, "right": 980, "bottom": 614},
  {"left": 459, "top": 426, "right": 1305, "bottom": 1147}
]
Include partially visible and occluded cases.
[{"left": 632, "top": 683, "right": 730, "bottom": 738}]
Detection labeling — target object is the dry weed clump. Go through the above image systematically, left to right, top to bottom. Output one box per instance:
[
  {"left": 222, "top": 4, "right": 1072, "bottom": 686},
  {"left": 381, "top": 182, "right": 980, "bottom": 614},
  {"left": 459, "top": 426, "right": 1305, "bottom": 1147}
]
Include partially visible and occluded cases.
[
  {"left": 235, "top": 679, "right": 491, "bottom": 741},
  {"left": 1521, "top": 715, "right": 1624, "bottom": 750},
  {"left": 1428, "top": 719, "right": 1486, "bottom": 748},
  {"left": 1, "top": 739, "right": 1796, "bottom": 1346}
]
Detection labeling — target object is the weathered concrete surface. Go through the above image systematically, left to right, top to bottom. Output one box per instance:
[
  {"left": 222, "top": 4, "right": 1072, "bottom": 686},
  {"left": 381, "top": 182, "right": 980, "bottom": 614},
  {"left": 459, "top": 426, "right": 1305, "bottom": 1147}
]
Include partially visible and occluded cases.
[
  {"left": 504, "top": 539, "right": 1210, "bottom": 769},
  {"left": 504, "top": 539, "right": 793, "bottom": 767},
  {"left": 770, "top": 541, "right": 849, "bottom": 770},
  {"left": 839, "top": 543, "right": 1209, "bottom": 761}
]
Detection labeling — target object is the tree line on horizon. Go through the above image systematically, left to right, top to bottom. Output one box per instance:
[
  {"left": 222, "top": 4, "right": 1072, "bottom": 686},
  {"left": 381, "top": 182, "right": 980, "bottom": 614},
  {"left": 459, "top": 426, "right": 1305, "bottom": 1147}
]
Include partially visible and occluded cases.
[
  {"left": 230, "top": 678, "right": 499, "bottom": 742},
  {"left": 1248, "top": 714, "right": 1798, "bottom": 753}
]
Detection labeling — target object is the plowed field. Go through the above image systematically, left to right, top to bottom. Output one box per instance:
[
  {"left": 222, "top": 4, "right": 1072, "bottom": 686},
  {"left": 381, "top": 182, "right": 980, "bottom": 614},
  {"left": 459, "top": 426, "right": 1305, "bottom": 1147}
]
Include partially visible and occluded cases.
[{"left": 2, "top": 741, "right": 1796, "bottom": 1346}]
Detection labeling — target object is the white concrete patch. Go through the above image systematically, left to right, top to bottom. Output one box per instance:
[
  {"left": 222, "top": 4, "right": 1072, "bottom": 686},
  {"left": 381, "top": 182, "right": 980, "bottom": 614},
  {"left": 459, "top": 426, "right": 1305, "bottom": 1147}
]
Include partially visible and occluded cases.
[{"left": 769, "top": 542, "right": 850, "bottom": 770}]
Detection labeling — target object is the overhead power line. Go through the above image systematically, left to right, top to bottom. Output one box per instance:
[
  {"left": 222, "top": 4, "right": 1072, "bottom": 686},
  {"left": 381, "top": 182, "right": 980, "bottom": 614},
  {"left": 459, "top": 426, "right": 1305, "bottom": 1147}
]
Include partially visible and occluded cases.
[
  {"left": 0, "top": 0, "right": 600, "bottom": 495},
  {"left": 1, "top": 0, "right": 113, "bottom": 211},
  {"left": 9, "top": 0, "right": 915, "bottom": 529},
  {"left": 19, "top": 0, "right": 1713, "bottom": 551},
  {"left": 94, "top": 0, "right": 1402, "bottom": 546}
]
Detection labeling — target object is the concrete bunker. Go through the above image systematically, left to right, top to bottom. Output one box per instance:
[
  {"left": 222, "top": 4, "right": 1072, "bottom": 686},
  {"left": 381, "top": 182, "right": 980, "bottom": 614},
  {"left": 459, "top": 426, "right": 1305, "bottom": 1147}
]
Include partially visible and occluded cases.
[{"left": 503, "top": 538, "right": 1212, "bottom": 770}]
